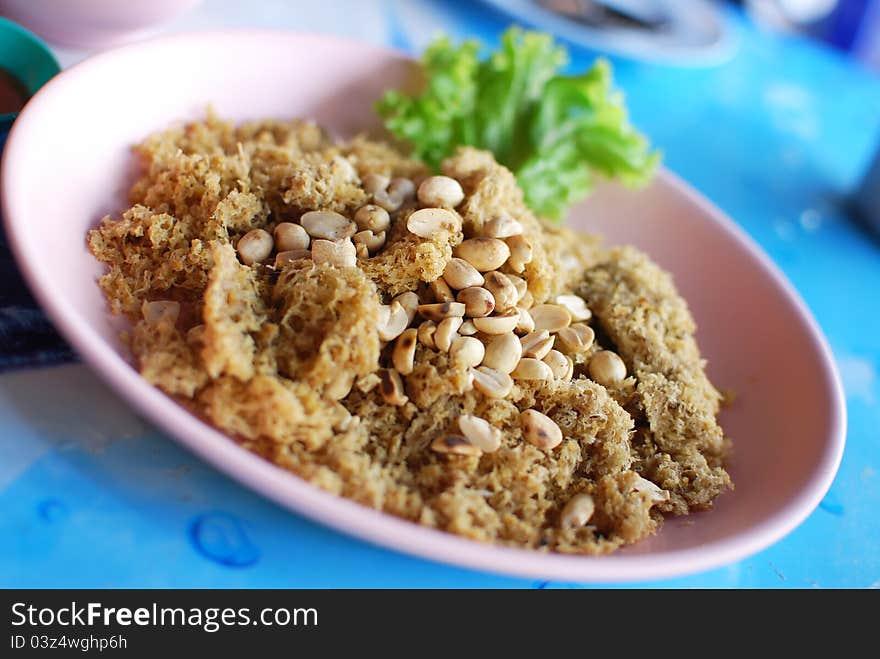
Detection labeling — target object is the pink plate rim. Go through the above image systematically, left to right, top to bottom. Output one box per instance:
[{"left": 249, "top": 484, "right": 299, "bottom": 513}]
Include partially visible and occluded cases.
[{"left": 0, "top": 31, "right": 847, "bottom": 583}]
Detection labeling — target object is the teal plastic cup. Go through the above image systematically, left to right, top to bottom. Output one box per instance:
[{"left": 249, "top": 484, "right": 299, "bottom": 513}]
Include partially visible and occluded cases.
[
  {"left": 0, "top": 16, "right": 60, "bottom": 132},
  {"left": 0, "top": 18, "right": 59, "bottom": 250}
]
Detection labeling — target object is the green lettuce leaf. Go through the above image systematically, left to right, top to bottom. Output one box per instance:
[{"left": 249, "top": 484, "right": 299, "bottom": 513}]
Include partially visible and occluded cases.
[{"left": 376, "top": 28, "right": 659, "bottom": 221}]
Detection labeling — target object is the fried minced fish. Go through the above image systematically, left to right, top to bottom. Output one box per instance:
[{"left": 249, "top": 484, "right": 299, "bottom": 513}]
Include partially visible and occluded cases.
[{"left": 88, "top": 114, "right": 731, "bottom": 554}]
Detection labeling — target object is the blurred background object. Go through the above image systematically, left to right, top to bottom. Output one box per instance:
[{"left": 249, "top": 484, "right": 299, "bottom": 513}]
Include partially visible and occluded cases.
[
  {"left": 0, "top": 0, "right": 202, "bottom": 49},
  {"left": 481, "top": 0, "right": 734, "bottom": 64},
  {"left": 539, "top": 0, "right": 674, "bottom": 28},
  {"left": 740, "top": 0, "right": 880, "bottom": 69},
  {"left": 744, "top": 0, "right": 839, "bottom": 26},
  {"left": 531, "top": 1, "right": 880, "bottom": 69}
]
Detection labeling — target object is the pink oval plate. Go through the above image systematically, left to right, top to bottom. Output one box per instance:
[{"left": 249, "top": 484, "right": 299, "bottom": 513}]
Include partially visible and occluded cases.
[{"left": 1, "top": 32, "right": 846, "bottom": 582}]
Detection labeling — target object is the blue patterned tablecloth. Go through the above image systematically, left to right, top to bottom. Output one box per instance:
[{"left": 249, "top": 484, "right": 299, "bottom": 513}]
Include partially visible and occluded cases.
[{"left": 1, "top": 0, "right": 878, "bottom": 588}]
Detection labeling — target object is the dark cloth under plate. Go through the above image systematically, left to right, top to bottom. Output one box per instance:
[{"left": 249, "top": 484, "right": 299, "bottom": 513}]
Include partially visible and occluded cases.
[{"left": 0, "top": 223, "right": 76, "bottom": 372}]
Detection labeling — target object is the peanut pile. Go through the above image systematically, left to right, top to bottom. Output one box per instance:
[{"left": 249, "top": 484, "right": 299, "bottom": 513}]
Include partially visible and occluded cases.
[{"left": 88, "top": 115, "right": 731, "bottom": 554}]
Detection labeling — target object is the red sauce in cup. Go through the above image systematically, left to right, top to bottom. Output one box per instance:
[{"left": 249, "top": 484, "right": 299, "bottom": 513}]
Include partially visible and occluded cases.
[{"left": 0, "top": 68, "right": 29, "bottom": 115}]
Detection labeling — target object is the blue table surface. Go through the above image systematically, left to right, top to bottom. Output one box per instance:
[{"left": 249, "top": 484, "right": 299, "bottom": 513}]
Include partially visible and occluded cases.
[{"left": 1, "top": 0, "right": 879, "bottom": 588}]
